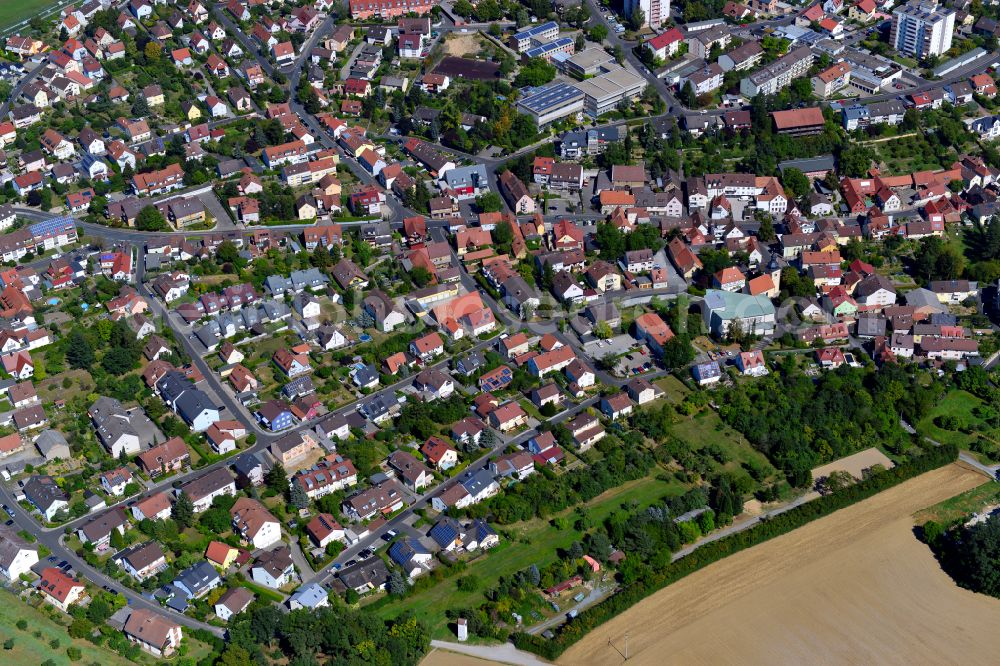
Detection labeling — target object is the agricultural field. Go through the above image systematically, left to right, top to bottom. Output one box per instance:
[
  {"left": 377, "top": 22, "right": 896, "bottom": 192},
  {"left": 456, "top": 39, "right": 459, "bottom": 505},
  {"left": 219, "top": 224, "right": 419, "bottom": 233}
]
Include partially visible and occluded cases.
[
  {"left": 0, "top": 0, "right": 55, "bottom": 31},
  {"left": 559, "top": 465, "right": 997, "bottom": 665},
  {"left": 914, "top": 479, "right": 1000, "bottom": 525}
]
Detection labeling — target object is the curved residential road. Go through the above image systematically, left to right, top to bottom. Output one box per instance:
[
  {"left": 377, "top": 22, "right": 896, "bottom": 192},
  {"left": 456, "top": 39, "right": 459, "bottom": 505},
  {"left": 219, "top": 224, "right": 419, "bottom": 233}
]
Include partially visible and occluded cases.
[
  {"left": 1, "top": 61, "right": 46, "bottom": 117},
  {"left": 0, "top": 482, "right": 225, "bottom": 638}
]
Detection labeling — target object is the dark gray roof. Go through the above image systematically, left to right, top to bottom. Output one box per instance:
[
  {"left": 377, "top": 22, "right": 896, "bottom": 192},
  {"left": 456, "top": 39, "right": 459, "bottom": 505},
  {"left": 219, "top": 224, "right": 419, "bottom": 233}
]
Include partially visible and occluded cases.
[
  {"left": 778, "top": 154, "right": 836, "bottom": 175},
  {"left": 855, "top": 315, "right": 886, "bottom": 337},
  {"left": 454, "top": 350, "right": 485, "bottom": 375},
  {"left": 352, "top": 364, "right": 379, "bottom": 387},
  {"left": 156, "top": 371, "right": 192, "bottom": 404},
  {"left": 282, "top": 376, "right": 316, "bottom": 398},
  {"left": 175, "top": 389, "right": 217, "bottom": 425},
  {"left": 360, "top": 391, "right": 397, "bottom": 420},
  {"left": 34, "top": 429, "right": 69, "bottom": 457},
  {"left": 232, "top": 451, "right": 270, "bottom": 478},
  {"left": 178, "top": 468, "right": 234, "bottom": 502},
  {"left": 460, "top": 469, "right": 496, "bottom": 496},
  {"left": 23, "top": 475, "right": 67, "bottom": 512},
  {"left": 79, "top": 507, "right": 127, "bottom": 542},
  {"left": 429, "top": 516, "right": 462, "bottom": 548},
  {"left": 0, "top": 524, "right": 34, "bottom": 569},
  {"left": 388, "top": 537, "right": 430, "bottom": 566},
  {"left": 116, "top": 541, "right": 164, "bottom": 571},
  {"left": 337, "top": 557, "right": 390, "bottom": 590},
  {"left": 173, "top": 561, "right": 219, "bottom": 598}
]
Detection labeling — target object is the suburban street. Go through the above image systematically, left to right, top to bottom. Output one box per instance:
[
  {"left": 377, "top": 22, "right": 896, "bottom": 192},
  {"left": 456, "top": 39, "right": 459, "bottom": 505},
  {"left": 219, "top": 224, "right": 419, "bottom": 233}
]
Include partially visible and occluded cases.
[
  {"left": 2, "top": 0, "right": 998, "bottom": 653},
  {"left": 0, "top": 5, "right": 751, "bottom": 626}
]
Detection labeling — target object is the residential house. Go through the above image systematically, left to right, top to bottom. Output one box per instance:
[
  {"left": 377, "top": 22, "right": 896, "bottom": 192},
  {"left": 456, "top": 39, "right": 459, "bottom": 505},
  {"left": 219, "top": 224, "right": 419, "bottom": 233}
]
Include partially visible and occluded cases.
[
  {"left": 230, "top": 497, "right": 282, "bottom": 550},
  {"left": 116, "top": 542, "right": 167, "bottom": 582},
  {"left": 38, "top": 567, "right": 85, "bottom": 612},
  {"left": 214, "top": 587, "right": 254, "bottom": 621},
  {"left": 123, "top": 609, "right": 182, "bottom": 658}
]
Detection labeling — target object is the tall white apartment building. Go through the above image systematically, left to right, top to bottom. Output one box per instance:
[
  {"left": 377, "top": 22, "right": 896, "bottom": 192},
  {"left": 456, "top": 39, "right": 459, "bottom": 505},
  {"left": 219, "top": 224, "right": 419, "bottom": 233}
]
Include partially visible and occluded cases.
[
  {"left": 624, "top": 0, "right": 670, "bottom": 29},
  {"left": 890, "top": 0, "right": 955, "bottom": 58}
]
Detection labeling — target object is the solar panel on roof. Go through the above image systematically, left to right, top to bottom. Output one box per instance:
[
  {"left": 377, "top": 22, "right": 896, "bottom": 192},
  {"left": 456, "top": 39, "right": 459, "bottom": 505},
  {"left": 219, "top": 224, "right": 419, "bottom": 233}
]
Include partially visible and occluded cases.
[
  {"left": 524, "top": 36, "right": 574, "bottom": 59},
  {"left": 29, "top": 215, "right": 74, "bottom": 237}
]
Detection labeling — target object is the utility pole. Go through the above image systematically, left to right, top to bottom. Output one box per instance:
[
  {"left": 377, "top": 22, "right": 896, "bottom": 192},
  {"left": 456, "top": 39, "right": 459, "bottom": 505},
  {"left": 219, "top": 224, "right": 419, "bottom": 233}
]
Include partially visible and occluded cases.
[{"left": 624, "top": 632, "right": 629, "bottom": 660}]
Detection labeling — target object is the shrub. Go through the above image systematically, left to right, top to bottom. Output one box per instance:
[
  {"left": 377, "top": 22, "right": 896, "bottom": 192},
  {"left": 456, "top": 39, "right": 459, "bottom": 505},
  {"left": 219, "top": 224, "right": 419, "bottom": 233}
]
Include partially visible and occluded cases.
[{"left": 513, "top": 444, "right": 958, "bottom": 660}]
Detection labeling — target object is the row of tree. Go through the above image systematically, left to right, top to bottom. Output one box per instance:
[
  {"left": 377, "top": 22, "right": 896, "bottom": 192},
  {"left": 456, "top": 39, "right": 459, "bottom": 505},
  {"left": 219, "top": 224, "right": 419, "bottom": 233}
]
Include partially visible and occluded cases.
[
  {"left": 717, "top": 361, "right": 934, "bottom": 483},
  {"left": 514, "top": 442, "right": 959, "bottom": 659}
]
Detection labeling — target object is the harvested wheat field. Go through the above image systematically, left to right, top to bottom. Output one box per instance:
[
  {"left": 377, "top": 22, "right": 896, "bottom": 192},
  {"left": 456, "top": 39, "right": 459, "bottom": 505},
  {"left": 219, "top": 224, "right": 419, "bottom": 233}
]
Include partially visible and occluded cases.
[
  {"left": 811, "top": 447, "right": 895, "bottom": 482},
  {"left": 561, "top": 464, "right": 1000, "bottom": 666}
]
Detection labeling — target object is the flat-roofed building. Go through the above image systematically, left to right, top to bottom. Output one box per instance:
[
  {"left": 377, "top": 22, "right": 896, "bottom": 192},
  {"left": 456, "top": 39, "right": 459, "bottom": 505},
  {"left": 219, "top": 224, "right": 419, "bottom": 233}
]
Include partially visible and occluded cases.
[
  {"left": 891, "top": 0, "right": 954, "bottom": 58},
  {"left": 511, "top": 21, "right": 559, "bottom": 52},
  {"left": 524, "top": 37, "right": 575, "bottom": 61},
  {"left": 740, "top": 46, "right": 813, "bottom": 97},
  {"left": 557, "top": 47, "right": 614, "bottom": 78},
  {"left": 574, "top": 65, "right": 647, "bottom": 118},
  {"left": 516, "top": 82, "right": 584, "bottom": 126}
]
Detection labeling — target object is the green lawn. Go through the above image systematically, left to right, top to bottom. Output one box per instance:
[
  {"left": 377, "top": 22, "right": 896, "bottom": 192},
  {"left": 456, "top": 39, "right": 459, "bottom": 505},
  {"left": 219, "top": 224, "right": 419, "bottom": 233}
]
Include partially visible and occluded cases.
[
  {"left": 0, "top": 0, "right": 57, "bottom": 30},
  {"left": 654, "top": 375, "right": 691, "bottom": 404},
  {"left": 916, "top": 389, "right": 985, "bottom": 449},
  {"left": 672, "top": 408, "right": 779, "bottom": 487},
  {"left": 371, "top": 472, "right": 684, "bottom": 637},
  {"left": 914, "top": 481, "right": 1000, "bottom": 525},
  {"left": 239, "top": 580, "right": 284, "bottom": 603},
  {"left": 0, "top": 590, "right": 136, "bottom": 665}
]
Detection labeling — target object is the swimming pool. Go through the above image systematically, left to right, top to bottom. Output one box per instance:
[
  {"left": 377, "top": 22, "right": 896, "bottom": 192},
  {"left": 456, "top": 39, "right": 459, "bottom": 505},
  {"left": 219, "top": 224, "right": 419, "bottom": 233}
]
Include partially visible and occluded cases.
[{"left": 46, "top": 297, "right": 60, "bottom": 306}]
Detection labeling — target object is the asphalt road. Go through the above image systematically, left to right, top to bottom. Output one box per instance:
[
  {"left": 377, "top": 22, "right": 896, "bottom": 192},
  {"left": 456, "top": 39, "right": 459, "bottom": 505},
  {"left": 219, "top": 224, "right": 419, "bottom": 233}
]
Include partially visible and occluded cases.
[
  {"left": 5, "top": 1, "right": 999, "bottom": 642},
  {"left": 0, "top": 61, "right": 45, "bottom": 117},
  {"left": 0, "top": 481, "right": 226, "bottom": 637}
]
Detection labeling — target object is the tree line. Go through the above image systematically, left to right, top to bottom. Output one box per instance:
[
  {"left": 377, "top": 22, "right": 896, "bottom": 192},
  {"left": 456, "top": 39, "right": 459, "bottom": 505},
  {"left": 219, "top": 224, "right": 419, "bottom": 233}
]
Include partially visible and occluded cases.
[
  {"left": 717, "top": 361, "right": 934, "bottom": 484},
  {"left": 513, "top": 442, "right": 958, "bottom": 660},
  {"left": 218, "top": 602, "right": 429, "bottom": 665}
]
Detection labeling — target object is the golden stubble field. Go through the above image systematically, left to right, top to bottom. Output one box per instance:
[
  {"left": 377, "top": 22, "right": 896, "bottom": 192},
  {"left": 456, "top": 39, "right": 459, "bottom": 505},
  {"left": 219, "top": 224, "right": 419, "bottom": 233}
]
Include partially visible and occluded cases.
[{"left": 559, "top": 463, "right": 1000, "bottom": 666}]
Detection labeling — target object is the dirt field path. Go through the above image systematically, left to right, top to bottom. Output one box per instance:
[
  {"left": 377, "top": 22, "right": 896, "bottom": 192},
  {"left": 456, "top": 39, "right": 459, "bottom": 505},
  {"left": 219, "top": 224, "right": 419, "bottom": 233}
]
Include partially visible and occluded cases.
[
  {"left": 560, "top": 464, "right": 1000, "bottom": 666},
  {"left": 422, "top": 648, "right": 513, "bottom": 666}
]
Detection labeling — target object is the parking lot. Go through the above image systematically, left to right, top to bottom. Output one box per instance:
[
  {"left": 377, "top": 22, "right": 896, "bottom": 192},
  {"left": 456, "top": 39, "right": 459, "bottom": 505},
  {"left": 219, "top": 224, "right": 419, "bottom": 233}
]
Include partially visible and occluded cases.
[{"left": 584, "top": 333, "right": 637, "bottom": 360}]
